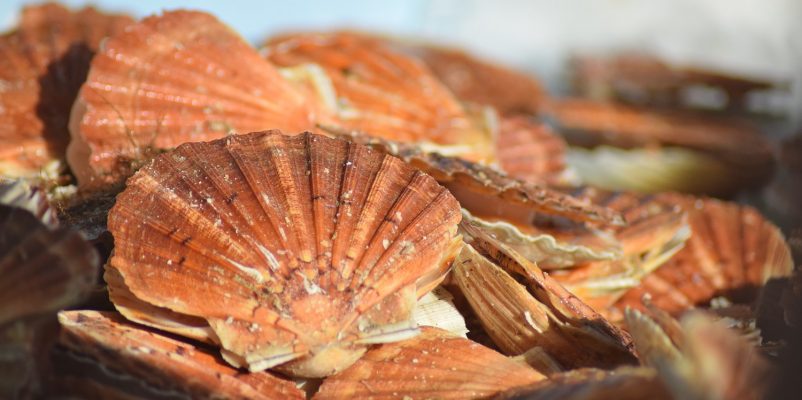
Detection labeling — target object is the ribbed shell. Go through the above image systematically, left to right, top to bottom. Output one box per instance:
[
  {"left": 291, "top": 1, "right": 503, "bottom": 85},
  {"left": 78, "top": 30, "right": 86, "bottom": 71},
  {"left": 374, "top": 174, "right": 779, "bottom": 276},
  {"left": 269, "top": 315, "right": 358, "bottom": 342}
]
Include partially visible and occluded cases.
[
  {"left": 0, "top": 3, "right": 132, "bottom": 178},
  {"left": 69, "top": 10, "right": 327, "bottom": 187},
  {"left": 263, "top": 32, "right": 495, "bottom": 163},
  {"left": 411, "top": 45, "right": 544, "bottom": 115},
  {"left": 545, "top": 99, "right": 774, "bottom": 195},
  {"left": 496, "top": 116, "right": 567, "bottom": 184},
  {"left": 328, "top": 128, "right": 625, "bottom": 226},
  {"left": 106, "top": 131, "right": 462, "bottom": 377},
  {"left": 612, "top": 194, "right": 793, "bottom": 318},
  {"left": 0, "top": 201, "right": 98, "bottom": 326},
  {"left": 453, "top": 220, "right": 637, "bottom": 369},
  {"left": 56, "top": 310, "right": 304, "bottom": 399},
  {"left": 313, "top": 327, "right": 546, "bottom": 399}
]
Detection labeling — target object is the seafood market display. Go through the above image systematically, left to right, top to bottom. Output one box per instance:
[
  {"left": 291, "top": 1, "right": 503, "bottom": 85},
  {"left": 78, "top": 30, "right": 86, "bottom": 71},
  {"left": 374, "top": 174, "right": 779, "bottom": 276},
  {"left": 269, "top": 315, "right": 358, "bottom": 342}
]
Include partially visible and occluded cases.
[{"left": 0, "top": 3, "right": 797, "bottom": 399}]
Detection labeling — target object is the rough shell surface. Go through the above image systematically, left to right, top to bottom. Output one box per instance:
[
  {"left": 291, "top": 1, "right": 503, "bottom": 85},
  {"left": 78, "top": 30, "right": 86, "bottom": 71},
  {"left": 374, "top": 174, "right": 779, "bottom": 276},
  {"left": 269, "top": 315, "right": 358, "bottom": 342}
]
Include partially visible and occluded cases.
[
  {"left": 0, "top": 3, "right": 132, "bottom": 178},
  {"left": 69, "top": 10, "right": 327, "bottom": 187},
  {"left": 263, "top": 32, "right": 495, "bottom": 163},
  {"left": 409, "top": 45, "right": 544, "bottom": 115},
  {"left": 544, "top": 99, "right": 774, "bottom": 194},
  {"left": 496, "top": 116, "right": 567, "bottom": 184},
  {"left": 327, "top": 128, "right": 625, "bottom": 227},
  {"left": 106, "top": 131, "right": 463, "bottom": 377},
  {"left": 611, "top": 194, "right": 793, "bottom": 319},
  {"left": 0, "top": 202, "right": 98, "bottom": 326},
  {"left": 453, "top": 220, "right": 637, "bottom": 369},
  {"left": 55, "top": 310, "right": 304, "bottom": 399},
  {"left": 313, "top": 326, "right": 546, "bottom": 399}
]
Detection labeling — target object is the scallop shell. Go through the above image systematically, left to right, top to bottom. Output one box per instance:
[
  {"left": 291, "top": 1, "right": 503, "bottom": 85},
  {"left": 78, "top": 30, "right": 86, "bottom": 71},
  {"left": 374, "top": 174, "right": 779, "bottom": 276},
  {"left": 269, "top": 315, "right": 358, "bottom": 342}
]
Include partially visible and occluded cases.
[
  {"left": 0, "top": 3, "right": 132, "bottom": 178},
  {"left": 69, "top": 10, "right": 328, "bottom": 187},
  {"left": 262, "top": 31, "right": 495, "bottom": 163},
  {"left": 408, "top": 45, "right": 544, "bottom": 115},
  {"left": 570, "top": 53, "right": 781, "bottom": 115},
  {"left": 545, "top": 99, "right": 774, "bottom": 195},
  {"left": 496, "top": 116, "right": 568, "bottom": 184},
  {"left": 326, "top": 127, "right": 625, "bottom": 226},
  {"left": 105, "top": 131, "right": 463, "bottom": 377},
  {"left": 550, "top": 188, "right": 690, "bottom": 309},
  {"left": 0, "top": 194, "right": 98, "bottom": 326},
  {"left": 611, "top": 194, "right": 793, "bottom": 318},
  {"left": 453, "top": 220, "right": 637, "bottom": 369},
  {"left": 412, "top": 286, "right": 469, "bottom": 338},
  {"left": 625, "top": 309, "right": 771, "bottom": 400},
  {"left": 55, "top": 310, "right": 304, "bottom": 399},
  {"left": 313, "top": 327, "right": 546, "bottom": 399},
  {"left": 497, "top": 367, "right": 672, "bottom": 400}
]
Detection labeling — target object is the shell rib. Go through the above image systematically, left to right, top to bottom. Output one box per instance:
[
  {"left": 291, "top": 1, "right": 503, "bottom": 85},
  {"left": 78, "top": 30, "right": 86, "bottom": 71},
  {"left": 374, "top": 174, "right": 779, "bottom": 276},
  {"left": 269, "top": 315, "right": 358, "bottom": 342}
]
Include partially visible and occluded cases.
[
  {"left": 0, "top": 3, "right": 132, "bottom": 178},
  {"left": 69, "top": 10, "right": 328, "bottom": 187},
  {"left": 263, "top": 32, "right": 495, "bottom": 163},
  {"left": 545, "top": 99, "right": 775, "bottom": 195},
  {"left": 496, "top": 116, "right": 568, "bottom": 184},
  {"left": 106, "top": 131, "right": 462, "bottom": 377},
  {"left": 611, "top": 194, "right": 793, "bottom": 319},
  {"left": 453, "top": 220, "right": 637, "bottom": 369},
  {"left": 55, "top": 310, "right": 304, "bottom": 399},
  {"left": 314, "top": 327, "right": 546, "bottom": 399}
]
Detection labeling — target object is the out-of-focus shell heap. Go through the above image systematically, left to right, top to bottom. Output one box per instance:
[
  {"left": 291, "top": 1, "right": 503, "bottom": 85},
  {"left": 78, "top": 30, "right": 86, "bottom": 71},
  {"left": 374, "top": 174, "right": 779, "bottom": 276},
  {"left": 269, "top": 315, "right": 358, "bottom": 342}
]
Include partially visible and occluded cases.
[
  {"left": 0, "top": 3, "right": 132, "bottom": 178},
  {"left": 69, "top": 10, "right": 328, "bottom": 187},
  {"left": 263, "top": 32, "right": 495, "bottom": 164},
  {"left": 545, "top": 99, "right": 775, "bottom": 195},
  {"left": 495, "top": 116, "right": 568, "bottom": 184},
  {"left": 105, "top": 131, "right": 462, "bottom": 377},
  {"left": 611, "top": 194, "right": 793, "bottom": 319},
  {"left": 453, "top": 220, "right": 637, "bottom": 370},
  {"left": 55, "top": 310, "right": 305, "bottom": 399},
  {"left": 314, "top": 327, "right": 546, "bottom": 399},
  {"left": 497, "top": 367, "right": 672, "bottom": 400}
]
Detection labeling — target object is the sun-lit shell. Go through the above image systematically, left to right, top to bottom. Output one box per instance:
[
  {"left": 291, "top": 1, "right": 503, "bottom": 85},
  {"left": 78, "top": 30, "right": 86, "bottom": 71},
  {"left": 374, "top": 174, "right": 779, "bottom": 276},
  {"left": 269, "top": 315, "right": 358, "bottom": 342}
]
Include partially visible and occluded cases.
[
  {"left": 0, "top": 3, "right": 132, "bottom": 179},
  {"left": 69, "top": 10, "right": 329, "bottom": 187},
  {"left": 262, "top": 31, "right": 495, "bottom": 163},
  {"left": 408, "top": 45, "right": 544, "bottom": 115},
  {"left": 570, "top": 53, "right": 783, "bottom": 115},
  {"left": 545, "top": 99, "right": 775, "bottom": 195},
  {"left": 496, "top": 116, "right": 568, "bottom": 184},
  {"left": 326, "top": 127, "right": 625, "bottom": 227},
  {"left": 105, "top": 131, "right": 463, "bottom": 377},
  {"left": 550, "top": 188, "right": 690, "bottom": 310},
  {"left": 611, "top": 194, "right": 793, "bottom": 319},
  {"left": 0, "top": 195, "right": 98, "bottom": 326},
  {"left": 452, "top": 220, "right": 637, "bottom": 369},
  {"left": 412, "top": 286, "right": 469, "bottom": 338},
  {"left": 625, "top": 309, "right": 772, "bottom": 400},
  {"left": 55, "top": 310, "right": 305, "bottom": 399},
  {"left": 314, "top": 327, "right": 546, "bottom": 399},
  {"left": 497, "top": 367, "right": 672, "bottom": 400}
]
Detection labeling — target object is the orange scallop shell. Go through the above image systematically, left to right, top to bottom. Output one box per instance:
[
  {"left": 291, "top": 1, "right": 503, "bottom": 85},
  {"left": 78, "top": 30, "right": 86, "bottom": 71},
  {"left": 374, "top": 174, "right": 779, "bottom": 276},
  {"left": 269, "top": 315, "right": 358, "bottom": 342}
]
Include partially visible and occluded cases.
[
  {"left": 0, "top": 3, "right": 132, "bottom": 178},
  {"left": 69, "top": 10, "right": 329, "bottom": 187},
  {"left": 263, "top": 32, "right": 495, "bottom": 163},
  {"left": 410, "top": 45, "right": 544, "bottom": 115},
  {"left": 496, "top": 116, "right": 567, "bottom": 184},
  {"left": 106, "top": 131, "right": 462, "bottom": 377},
  {"left": 611, "top": 194, "right": 793, "bottom": 318},
  {"left": 56, "top": 310, "right": 304, "bottom": 399},
  {"left": 314, "top": 327, "right": 546, "bottom": 399},
  {"left": 497, "top": 367, "right": 672, "bottom": 400}
]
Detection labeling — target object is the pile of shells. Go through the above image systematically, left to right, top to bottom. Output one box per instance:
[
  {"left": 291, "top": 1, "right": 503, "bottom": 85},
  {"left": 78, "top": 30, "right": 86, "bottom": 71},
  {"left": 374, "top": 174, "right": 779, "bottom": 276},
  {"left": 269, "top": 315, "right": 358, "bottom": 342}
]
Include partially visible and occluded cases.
[{"left": 1, "top": 3, "right": 798, "bottom": 399}]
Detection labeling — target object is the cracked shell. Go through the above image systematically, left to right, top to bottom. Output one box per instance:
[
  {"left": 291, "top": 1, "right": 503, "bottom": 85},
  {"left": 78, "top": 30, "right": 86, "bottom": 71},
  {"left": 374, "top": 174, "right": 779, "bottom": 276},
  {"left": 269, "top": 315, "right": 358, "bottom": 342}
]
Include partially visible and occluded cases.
[{"left": 105, "top": 130, "right": 463, "bottom": 378}]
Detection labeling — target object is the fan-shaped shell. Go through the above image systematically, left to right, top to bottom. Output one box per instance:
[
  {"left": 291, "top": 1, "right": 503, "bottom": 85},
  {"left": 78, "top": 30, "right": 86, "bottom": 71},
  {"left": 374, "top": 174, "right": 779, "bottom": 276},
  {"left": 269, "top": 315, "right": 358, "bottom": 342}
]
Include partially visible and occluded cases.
[
  {"left": 0, "top": 3, "right": 132, "bottom": 178},
  {"left": 69, "top": 10, "right": 329, "bottom": 187},
  {"left": 262, "top": 31, "right": 495, "bottom": 163},
  {"left": 408, "top": 45, "right": 544, "bottom": 115},
  {"left": 545, "top": 99, "right": 774, "bottom": 195},
  {"left": 496, "top": 116, "right": 568, "bottom": 184},
  {"left": 106, "top": 131, "right": 462, "bottom": 377},
  {"left": 611, "top": 194, "right": 793, "bottom": 319},
  {"left": 453, "top": 220, "right": 637, "bottom": 369},
  {"left": 55, "top": 310, "right": 305, "bottom": 399},
  {"left": 314, "top": 327, "right": 546, "bottom": 399}
]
